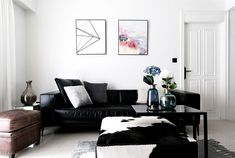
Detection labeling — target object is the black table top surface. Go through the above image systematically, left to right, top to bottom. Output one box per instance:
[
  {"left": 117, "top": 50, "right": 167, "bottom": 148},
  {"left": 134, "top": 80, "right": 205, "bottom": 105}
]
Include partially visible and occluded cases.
[{"left": 132, "top": 105, "right": 206, "bottom": 115}]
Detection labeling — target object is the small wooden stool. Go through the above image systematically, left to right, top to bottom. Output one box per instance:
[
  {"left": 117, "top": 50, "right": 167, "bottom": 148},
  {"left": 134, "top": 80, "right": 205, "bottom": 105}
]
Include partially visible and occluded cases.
[{"left": 0, "top": 109, "right": 41, "bottom": 158}]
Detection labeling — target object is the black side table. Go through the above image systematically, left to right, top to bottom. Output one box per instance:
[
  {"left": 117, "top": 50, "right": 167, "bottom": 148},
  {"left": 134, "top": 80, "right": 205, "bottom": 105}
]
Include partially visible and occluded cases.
[{"left": 14, "top": 102, "right": 40, "bottom": 111}]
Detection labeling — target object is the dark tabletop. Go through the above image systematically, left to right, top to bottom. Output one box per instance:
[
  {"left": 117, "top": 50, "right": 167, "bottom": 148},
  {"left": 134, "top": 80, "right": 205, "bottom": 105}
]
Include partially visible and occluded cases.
[{"left": 132, "top": 105, "right": 206, "bottom": 115}]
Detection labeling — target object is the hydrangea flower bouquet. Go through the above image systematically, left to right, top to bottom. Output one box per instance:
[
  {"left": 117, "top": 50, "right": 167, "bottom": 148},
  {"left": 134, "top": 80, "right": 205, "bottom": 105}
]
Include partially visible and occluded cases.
[{"left": 143, "top": 65, "right": 161, "bottom": 85}]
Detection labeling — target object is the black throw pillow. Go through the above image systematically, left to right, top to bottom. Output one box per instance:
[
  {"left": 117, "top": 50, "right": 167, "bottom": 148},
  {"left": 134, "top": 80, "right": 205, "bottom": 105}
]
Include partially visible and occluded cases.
[
  {"left": 55, "top": 78, "right": 82, "bottom": 107},
  {"left": 83, "top": 81, "right": 108, "bottom": 104}
]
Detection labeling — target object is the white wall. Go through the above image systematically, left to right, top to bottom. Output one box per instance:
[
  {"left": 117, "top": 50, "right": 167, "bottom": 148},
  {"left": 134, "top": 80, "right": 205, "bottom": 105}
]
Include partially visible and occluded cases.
[
  {"left": 14, "top": 0, "right": 37, "bottom": 12},
  {"left": 25, "top": 0, "right": 225, "bottom": 96},
  {"left": 226, "top": 0, "right": 235, "bottom": 10},
  {"left": 14, "top": 3, "right": 26, "bottom": 104},
  {"left": 227, "top": 7, "right": 235, "bottom": 120}
]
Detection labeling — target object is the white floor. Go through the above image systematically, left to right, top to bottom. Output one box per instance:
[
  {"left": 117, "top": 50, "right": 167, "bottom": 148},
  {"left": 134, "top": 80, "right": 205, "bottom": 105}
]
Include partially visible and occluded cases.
[
  {"left": 0, "top": 120, "right": 235, "bottom": 158},
  {"left": 203, "top": 120, "right": 235, "bottom": 151}
]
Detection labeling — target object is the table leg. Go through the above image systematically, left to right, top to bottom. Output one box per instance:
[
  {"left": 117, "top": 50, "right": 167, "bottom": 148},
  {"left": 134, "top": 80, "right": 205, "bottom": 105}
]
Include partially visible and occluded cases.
[
  {"left": 203, "top": 114, "right": 208, "bottom": 158},
  {"left": 192, "top": 115, "right": 197, "bottom": 139},
  {"left": 193, "top": 125, "right": 197, "bottom": 139},
  {"left": 41, "top": 127, "right": 44, "bottom": 136}
]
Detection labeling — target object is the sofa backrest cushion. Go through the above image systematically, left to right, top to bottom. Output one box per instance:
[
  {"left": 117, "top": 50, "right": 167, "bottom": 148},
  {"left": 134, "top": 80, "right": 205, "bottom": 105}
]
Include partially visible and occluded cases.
[
  {"left": 55, "top": 78, "right": 83, "bottom": 108},
  {"left": 84, "top": 81, "right": 108, "bottom": 104},
  {"left": 43, "top": 89, "right": 138, "bottom": 110},
  {"left": 171, "top": 89, "right": 200, "bottom": 110},
  {"left": 107, "top": 90, "right": 138, "bottom": 105}
]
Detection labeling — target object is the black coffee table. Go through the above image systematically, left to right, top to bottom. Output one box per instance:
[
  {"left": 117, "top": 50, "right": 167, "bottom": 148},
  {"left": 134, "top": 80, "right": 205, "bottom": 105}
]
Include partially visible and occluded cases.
[{"left": 132, "top": 105, "right": 208, "bottom": 158}]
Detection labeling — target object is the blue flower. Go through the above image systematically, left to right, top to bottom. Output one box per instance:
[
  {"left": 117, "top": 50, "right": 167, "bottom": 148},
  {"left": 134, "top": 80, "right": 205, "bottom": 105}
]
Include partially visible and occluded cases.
[
  {"left": 144, "top": 65, "right": 161, "bottom": 76},
  {"left": 143, "top": 66, "right": 161, "bottom": 85}
]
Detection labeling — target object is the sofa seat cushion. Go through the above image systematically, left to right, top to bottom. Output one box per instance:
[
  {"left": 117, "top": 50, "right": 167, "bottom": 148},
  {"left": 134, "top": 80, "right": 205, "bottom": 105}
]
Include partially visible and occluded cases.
[
  {"left": 55, "top": 105, "right": 136, "bottom": 120},
  {"left": 0, "top": 110, "right": 41, "bottom": 132}
]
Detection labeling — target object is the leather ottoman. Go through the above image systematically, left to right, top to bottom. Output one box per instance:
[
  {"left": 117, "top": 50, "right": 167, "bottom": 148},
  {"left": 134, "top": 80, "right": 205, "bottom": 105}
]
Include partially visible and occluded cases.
[{"left": 0, "top": 109, "right": 41, "bottom": 158}]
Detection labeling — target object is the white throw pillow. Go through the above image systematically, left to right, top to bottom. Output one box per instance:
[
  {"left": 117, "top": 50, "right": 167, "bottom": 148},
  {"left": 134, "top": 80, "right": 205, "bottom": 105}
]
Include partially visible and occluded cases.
[{"left": 64, "top": 85, "right": 93, "bottom": 108}]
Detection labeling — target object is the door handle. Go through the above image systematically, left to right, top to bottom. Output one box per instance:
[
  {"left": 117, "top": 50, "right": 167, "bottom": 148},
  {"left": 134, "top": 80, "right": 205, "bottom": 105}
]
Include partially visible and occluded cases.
[{"left": 184, "top": 67, "right": 192, "bottom": 79}]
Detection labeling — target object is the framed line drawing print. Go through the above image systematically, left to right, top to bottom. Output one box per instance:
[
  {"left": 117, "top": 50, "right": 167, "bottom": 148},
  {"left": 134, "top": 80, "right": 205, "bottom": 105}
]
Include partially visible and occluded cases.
[
  {"left": 76, "top": 19, "right": 106, "bottom": 55},
  {"left": 118, "top": 20, "right": 148, "bottom": 55}
]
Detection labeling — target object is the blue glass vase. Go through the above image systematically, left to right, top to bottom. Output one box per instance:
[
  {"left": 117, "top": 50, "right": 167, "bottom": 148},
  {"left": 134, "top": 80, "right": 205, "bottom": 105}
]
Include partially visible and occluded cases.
[
  {"left": 147, "top": 85, "right": 159, "bottom": 110},
  {"left": 160, "top": 89, "right": 176, "bottom": 110}
]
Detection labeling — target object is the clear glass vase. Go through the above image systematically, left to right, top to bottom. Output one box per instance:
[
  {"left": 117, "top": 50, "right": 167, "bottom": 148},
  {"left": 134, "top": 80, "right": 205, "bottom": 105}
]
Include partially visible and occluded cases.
[
  {"left": 21, "top": 81, "right": 37, "bottom": 106},
  {"left": 147, "top": 85, "right": 159, "bottom": 110},
  {"left": 160, "top": 89, "right": 176, "bottom": 110}
]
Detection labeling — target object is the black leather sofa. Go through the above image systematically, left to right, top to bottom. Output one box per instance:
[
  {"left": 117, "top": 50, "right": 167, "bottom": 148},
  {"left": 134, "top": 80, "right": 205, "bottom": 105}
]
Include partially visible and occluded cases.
[{"left": 40, "top": 89, "right": 200, "bottom": 132}]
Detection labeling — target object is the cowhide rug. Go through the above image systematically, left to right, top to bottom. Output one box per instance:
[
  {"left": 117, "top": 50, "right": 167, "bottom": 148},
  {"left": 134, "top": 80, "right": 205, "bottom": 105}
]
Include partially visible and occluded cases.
[{"left": 72, "top": 139, "right": 235, "bottom": 158}]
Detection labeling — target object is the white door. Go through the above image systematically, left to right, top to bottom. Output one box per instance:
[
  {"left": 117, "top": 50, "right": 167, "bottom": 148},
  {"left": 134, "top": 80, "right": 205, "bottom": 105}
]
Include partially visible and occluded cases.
[{"left": 184, "top": 23, "right": 226, "bottom": 119}]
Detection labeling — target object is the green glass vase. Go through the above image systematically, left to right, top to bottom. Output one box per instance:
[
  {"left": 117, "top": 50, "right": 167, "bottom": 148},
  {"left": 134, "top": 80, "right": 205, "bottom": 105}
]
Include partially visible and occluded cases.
[{"left": 160, "top": 89, "right": 176, "bottom": 110}]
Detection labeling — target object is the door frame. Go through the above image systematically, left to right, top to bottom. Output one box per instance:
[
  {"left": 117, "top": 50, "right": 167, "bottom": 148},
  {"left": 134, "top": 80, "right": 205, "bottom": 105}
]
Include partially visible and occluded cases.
[{"left": 180, "top": 11, "right": 229, "bottom": 120}]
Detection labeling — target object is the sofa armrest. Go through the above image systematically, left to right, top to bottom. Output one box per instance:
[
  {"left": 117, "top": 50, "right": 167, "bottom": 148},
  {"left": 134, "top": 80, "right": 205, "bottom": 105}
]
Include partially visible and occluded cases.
[
  {"left": 171, "top": 89, "right": 200, "bottom": 110},
  {"left": 40, "top": 91, "right": 64, "bottom": 127}
]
